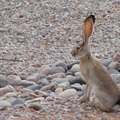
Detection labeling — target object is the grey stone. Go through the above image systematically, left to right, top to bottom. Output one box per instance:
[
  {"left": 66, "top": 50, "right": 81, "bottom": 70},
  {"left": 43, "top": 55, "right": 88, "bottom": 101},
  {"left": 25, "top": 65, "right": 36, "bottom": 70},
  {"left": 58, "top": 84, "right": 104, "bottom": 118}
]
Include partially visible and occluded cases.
[
  {"left": 101, "top": 59, "right": 112, "bottom": 67},
  {"left": 67, "top": 60, "right": 80, "bottom": 70},
  {"left": 52, "top": 61, "right": 68, "bottom": 72},
  {"left": 108, "top": 62, "right": 120, "bottom": 69},
  {"left": 71, "top": 64, "right": 80, "bottom": 75},
  {"left": 38, "top": 65, "right": 51, "bottom": 75},
  {"left": 50, "top": 66, "right": 65, "bottom": 74},
  {"left": 108, "top": 69, "right": 120, "bottom": 74},
  {"left": 18, "top": 72, "right": 29, "bottom": 80},
  {"left": 26, "top": 73, "right": 46, "bottom": 82},
  {"left": 0, "top": 74, "right": 9, "bottom": 87},
  {"left": 115, "top": 74, "right": 120, "bottom": 84},
  {"left": 7, "top": 75, "right": 22, "bottom": 86},
  {"left": 69, "top": 76, "right": 86, "bottom": 85},
  {"left": 52, "top": 78, "right": 69, "bottom": 84},
  {"left": 21, "top": 80, "right": 37, "bottom": 87},
  {"left": 40, "top": 82, "right": 58, "bottom": 91},
  {"left": 57, "top": 83, "right": 70, "bottom": 90},
  {"left": 71, "top": 83, "right": 82, "bottom": 91},
  {"left": 0, "top": 85, "right": 16, "bottom": 96},
  {"left": 27, "top": 85, "right": 41, "bottom": 91},
  {"left": 58, "top": 89, "right": 77, "bottom": 98},
  {"left": 11, "top": 98, "right": 26, "bottom": 106},
  {"left": 0, "top": 100, "right": 11, "bottom": 107},
  {"left": 29, "top": 102, "right": 42, "bottom": 110}
]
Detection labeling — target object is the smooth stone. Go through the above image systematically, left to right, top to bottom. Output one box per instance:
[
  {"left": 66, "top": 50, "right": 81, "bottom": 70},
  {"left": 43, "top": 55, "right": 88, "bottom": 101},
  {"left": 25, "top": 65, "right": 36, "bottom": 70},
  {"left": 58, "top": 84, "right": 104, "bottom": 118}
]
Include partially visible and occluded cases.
[
  {"left": 113, "top": 54, "right": 120, "bottom": 62},
  {"left": 101, "top": 59, "right": 112, "bottom": 67},
  {"left": 67, "top": 60, "right": 80, "bottom": 70},
  {"left": 52, "top": 61, "right": 68, "bottom": 72},
  {"left": 108, "top": 62, "right": 120, "bottom": 69},
  {"left": 71, "top": 64, "right": 80, "bottom": 75},
  {"left": 38, "top": 65, "right": 51, "bottom": 75},
  {"left": 50, "top": 66, "right": 65, "bottom": 74},
  {"left": 108, "top": 69, "right": 120, "bottom": 74},
  {"left": 66, "top": 71, "right": 73, "bottom": 75},
  {"left": 5, "top": 72, "right": 17, "bottom": 76},
  {"left": 18, "top": 72, "right": 29, "bottom": 80},
  {"left": 74, "top": 72, "right": 82, "bottom": 77},
  {"left": 26, "top": 73, "right": 46, "bottom": 82},
  {"left": 46, "top": 73, "right": 66, "bottom": 80},
  {"left": 0, "top": 74, "right": 9, "bottom": 87},
  {"left": 115, "top": 74, "right": 120, "bottom": 84},
  {"left": 7, "top": 75, "right": 22, "bottom": 86},
  {"left": 65, "top": 75, "right": 75, "bottom": 81},
  {"left": 69, "top": 76, "right": 86, "bottom": 85},
  {"left": 37, "top": 78, "right": 49, "bottom": 86},
  {"left": 52, "top": 78, "right": 69, "bottom": 84},
  {"left": 21, "top": 80, "right": 37, "bottom": 87},
  {"left": 41, "top": 80, "right": 50, "bottom": 86},
  {"left": 40, "top": 82, "right": 58, "bottom": 91},
  {"left": 57, "top": 83, "right": 70, "bottom": 90},
  {"left": 71, "top": 83, "right": 82, "bottom": 91},
  {"left": 0, "top": 85, "right": 16, "bottom": 96},
  {"left": 27, "top": 85, "right": 41, "bottom": 91},
  {"left": 21, "top": 88, "right": 34, "bottom": 93},
  {"left": 55, "top": 88, "right": 63, "bottom": 94},
  {"left": 58, "top": 89, "right": 77, "bottom": 98},
  {"left": 35, "top": 90, "right": 47, "bottom": 96},
  {"left": 3, "top": 92, "right": 17, "bottom": 98},
  {"left": 49, "top": 92, "right": 58, "bottom": 98},
  {"left": 19, "top": 93, "right": 36, "bottom": 100},
  {"left": 46, "top": 96, "right": 54, "bottom": 101},
  {"left": 6, "top": 97, "right": 16, "bottom": 104},
  {"left": 11, "top": 98, "right": 26, "bottom": 106},
  {"left": 0, "top": 100, "right": 11, "bottom": 107},
  {"left": 29, "top": 102, "right": 42, "bottom": 110}
]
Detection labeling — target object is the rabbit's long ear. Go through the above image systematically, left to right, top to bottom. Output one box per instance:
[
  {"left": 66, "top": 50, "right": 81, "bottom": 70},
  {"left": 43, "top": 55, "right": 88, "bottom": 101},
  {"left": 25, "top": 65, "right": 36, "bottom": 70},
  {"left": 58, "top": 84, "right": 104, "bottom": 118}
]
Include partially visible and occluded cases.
[{"left": 83, "top": 15, "right": 95, "bottom": 42}]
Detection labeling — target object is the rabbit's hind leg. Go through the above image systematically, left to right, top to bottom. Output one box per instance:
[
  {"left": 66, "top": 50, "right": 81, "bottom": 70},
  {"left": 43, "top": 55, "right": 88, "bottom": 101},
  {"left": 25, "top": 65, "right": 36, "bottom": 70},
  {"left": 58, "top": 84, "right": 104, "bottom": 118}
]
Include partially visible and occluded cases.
[{"left": 90, "top": 96, "right": 111, "bottom": 112}]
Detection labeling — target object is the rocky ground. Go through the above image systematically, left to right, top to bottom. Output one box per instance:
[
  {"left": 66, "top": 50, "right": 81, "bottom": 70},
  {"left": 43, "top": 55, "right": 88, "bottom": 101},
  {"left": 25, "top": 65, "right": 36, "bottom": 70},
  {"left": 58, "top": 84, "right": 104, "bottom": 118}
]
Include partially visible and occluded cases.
[{"left": 0, "top": 0, "right": 120, "bottom": 120}]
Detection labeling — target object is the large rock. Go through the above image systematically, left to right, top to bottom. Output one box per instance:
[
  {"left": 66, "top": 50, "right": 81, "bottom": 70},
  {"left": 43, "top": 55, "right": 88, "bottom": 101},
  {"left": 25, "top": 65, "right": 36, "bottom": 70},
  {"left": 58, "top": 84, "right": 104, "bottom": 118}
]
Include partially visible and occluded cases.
[
  {"left": 101, "top": 59, "right": 112, "bottom": 67},
  {"left": 67, "top": 60, "right": 80, "bottom": 70},
  {"left": 52, "top": 61, "right": 68, "bottom": 72},
  {"left": 108, "top": 62, "right": 120, "bottom": 69},
  {"left": 71, "top": 64, "right": 80, "bottom": 75},
  {"left": 38, "top": 65, "right": 51, "bottom": 75},
  {"left": 50, "top": 66, "right": 65, "bottom": 74},
  {"left": 108, "top": 69, "right": 120, "bottom": 74},
  {"left": 26, "top": 73, "right": 46, "bottom": 82},
  {"left": 46, "top": 73, "right": 66, "bottom": 80},
  {"left": 0, "top": 74, "right": 9, "bottom": 87},
  {"left": 7, "top": 75, "right": 22, "bottom": 86},
  {"left": 69, "top": 76, "right": 86, "bottom": 85},
  {"left": 52, "top": 78, "right": 69, "bottom": 84},
  {"left": 21, "top": 80, "right": 37, "bottom": 87},
  {"left": 71, "top": 83, "right": 82, "bottom": 91},
  {"left": 0, "top": 85, "right": 16, "bottom": 96},
  {"left": 27, "top": 85, "right": 41, "bottom": 91},
  {"left": 58, "top": 89, "right": 77, "bottom": 98},
  {"left": 11, "top": 98, "right": 26, "bottom": 106},
  {"left": 0, "top": 100, "right": 11, "bottom": 107}
]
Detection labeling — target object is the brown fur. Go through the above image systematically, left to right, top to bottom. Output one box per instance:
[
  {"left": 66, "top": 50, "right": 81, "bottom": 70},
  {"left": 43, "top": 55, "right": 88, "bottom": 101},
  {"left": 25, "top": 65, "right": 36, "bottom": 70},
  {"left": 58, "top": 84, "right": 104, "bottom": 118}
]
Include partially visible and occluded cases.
[{"left": 71, "top": 15, "right": 120, "bottom": 111}]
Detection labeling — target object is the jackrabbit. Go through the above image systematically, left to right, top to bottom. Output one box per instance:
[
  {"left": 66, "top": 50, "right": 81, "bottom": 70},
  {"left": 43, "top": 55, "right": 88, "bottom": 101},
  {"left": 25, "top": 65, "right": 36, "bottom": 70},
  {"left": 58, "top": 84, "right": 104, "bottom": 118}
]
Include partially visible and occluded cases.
[{"left": 71, "top": 15, "right": 120, "bottom": 111}]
